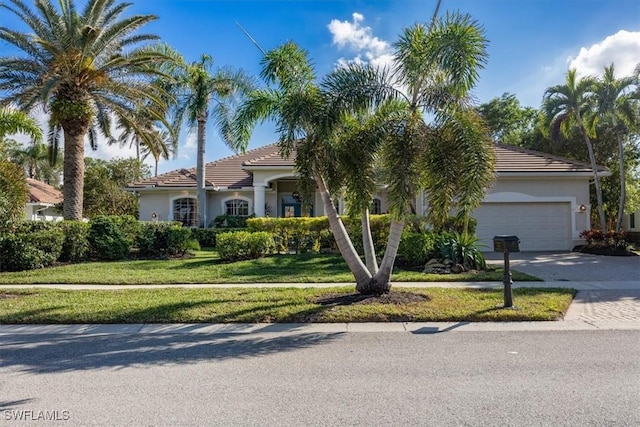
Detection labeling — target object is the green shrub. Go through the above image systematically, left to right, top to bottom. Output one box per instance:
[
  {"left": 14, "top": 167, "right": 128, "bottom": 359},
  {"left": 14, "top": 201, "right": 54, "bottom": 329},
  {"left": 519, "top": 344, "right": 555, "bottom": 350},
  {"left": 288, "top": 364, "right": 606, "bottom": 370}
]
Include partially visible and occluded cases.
[
  {"left": 211, "top": 214, "right": 253, "bottom": 228},
  {"left": 247, "top": 215, "right": 392, "bottom": 254},
  {"left": 88, "top": 216, "right": 133, "bottom": 260},
  {"left": 248, "top": 217, "right": 329, "bottom": 253},
  {"left": 59, "top": 221, "right": 90, "bottom": 262},
  {"left": 0, "top": 222, "right": 64, "bottom": 271},
  {"left": 137, "top": 222, "right": 192, "bottom": 258},
  {"left": 190, "top": 227, "right": 245, "bottom": 248},
  {"left": 216, "top": 231, "right": 275, "bottom": 261},
  {"left": 397, "top": 231, "right": 436, "bottom": 267},
  {"left": 434, "top": 232, "right": 487, "bottom": 270}
]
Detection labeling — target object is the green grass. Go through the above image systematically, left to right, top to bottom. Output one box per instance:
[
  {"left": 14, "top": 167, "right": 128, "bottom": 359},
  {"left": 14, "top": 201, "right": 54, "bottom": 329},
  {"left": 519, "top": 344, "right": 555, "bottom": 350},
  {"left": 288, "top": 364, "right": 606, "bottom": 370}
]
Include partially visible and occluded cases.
[
  {"left": 0, "top": 250, "right": 540, "bottom": 284},
  {"left": 0, "top": 287, "right": 574, "bottom": 323}
]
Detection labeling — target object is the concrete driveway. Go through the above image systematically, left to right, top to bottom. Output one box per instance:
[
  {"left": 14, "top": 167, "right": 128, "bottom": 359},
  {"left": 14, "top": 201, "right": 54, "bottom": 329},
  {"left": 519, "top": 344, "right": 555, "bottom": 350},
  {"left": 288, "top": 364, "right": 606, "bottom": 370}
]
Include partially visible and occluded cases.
[{"left": 485, "top": 251, "right": 640, "bottom": 282}]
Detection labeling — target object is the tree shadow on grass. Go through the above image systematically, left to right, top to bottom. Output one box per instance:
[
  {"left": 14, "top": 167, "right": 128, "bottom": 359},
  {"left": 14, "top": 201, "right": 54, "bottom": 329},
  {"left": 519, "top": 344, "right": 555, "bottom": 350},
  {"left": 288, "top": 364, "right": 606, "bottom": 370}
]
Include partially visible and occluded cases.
[{"left": 0, "top": 331, "right": 342, "bottom": 374}]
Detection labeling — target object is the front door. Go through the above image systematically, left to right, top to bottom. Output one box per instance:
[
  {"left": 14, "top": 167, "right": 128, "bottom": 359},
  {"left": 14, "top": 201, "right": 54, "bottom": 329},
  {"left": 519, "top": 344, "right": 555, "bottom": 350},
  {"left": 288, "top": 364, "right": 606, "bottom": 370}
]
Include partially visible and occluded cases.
[{"left": 282, "top": 203, "right": 301, "bottom": 218}]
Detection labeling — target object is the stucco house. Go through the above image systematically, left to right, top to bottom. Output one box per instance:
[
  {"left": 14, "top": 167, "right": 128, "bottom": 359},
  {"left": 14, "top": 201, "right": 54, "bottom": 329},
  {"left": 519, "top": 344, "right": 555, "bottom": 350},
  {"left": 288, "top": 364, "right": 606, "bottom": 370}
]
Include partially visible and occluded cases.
[
  {"left": 128, "top": 143, "right": 608, "bottom": 252},
  {"left": 25, "top": 178, "right": 63, "bottom": 221}
]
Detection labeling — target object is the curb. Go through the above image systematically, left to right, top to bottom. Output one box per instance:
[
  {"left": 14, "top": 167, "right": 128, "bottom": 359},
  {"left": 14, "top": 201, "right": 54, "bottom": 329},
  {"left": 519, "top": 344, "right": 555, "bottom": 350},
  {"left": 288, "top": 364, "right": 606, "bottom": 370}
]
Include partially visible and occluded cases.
[{"left": 2, "top": 321, "right": 640, "bottom": 335}]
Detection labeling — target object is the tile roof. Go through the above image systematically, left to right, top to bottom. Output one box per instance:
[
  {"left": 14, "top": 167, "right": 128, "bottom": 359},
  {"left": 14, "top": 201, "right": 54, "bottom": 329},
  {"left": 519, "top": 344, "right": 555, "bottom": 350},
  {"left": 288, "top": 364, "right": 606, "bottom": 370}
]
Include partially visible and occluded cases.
[
  {"left": 128, "top": 142, "right": 603, "bottom": 189},
  {"left": 493, "top": 144, "right": 605, "bottom": 173},
  {"left": 27, "top": 178, "right": 63, "bottom": 204}
]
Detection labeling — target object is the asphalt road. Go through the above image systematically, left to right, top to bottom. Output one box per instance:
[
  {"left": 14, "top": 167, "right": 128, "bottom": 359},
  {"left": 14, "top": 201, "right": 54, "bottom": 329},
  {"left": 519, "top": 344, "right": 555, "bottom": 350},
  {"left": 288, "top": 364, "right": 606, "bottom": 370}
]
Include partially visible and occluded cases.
[{"left": 1, "top": 331, "right": 639, "bottom": 426}]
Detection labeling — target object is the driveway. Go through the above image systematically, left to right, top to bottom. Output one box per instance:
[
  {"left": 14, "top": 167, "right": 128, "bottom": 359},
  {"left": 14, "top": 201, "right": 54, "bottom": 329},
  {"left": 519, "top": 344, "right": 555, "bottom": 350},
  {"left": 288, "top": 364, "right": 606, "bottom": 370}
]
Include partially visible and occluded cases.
[{"left": 484, "top": 251, "right": 640, "bottom": 282}]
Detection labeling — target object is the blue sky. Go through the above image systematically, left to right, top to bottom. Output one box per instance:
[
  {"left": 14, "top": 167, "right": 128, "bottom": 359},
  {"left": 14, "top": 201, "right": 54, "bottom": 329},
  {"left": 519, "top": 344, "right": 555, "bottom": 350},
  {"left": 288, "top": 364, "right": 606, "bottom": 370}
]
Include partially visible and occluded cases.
[{"left": 1, "top": 0, "right": 639, "bottom": 174}]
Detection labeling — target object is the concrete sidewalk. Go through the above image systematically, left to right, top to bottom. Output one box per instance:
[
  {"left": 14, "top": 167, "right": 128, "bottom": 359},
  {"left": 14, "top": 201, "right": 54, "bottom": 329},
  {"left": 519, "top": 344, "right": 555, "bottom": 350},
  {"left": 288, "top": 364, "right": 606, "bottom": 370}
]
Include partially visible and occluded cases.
[{"left": 0, "top": 280, "right": 637, "bottom": 290}]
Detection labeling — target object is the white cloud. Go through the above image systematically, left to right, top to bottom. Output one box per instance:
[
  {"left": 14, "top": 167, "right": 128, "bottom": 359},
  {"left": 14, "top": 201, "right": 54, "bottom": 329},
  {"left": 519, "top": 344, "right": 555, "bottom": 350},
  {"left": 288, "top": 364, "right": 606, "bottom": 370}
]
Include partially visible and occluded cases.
[
  {"left": 328, "top": 12, "right": 394, "bottom": 70},
  {"left": 569, "top": 30, "right": 640, "bottom": 77},
  {"left": 180, "top": 132, "right": 197, "bottom": 160}
]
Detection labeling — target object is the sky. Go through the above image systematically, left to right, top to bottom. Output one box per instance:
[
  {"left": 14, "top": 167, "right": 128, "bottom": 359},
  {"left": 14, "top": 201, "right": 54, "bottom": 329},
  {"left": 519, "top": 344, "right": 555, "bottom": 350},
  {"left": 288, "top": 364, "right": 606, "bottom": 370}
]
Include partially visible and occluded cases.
[{"left": 1, "top": 0, "right": 639, "bottom": 175}]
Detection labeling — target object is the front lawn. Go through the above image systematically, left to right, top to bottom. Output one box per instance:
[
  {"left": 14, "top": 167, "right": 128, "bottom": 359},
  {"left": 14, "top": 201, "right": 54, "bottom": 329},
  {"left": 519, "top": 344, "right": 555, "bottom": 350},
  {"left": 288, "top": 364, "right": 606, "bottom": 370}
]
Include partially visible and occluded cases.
[
  {"left": 0, "top": 250, "right": 540, "bottom": 284},
  {"left": 0, "top": 287, "right": 574, "bottom": 323}
]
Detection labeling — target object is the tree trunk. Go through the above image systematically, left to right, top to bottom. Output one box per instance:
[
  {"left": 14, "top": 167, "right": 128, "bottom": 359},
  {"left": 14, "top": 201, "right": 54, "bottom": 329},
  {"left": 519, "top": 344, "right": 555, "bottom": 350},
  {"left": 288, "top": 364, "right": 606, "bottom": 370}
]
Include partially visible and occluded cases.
[
  {"left": 577, "top": 113, "right": 607, "bottom": 232},
  {"left": 197, "top": 117, "right": 207, "bottom": 228},
  {"left": 62, "top": 126, "right": 87, "bottom": 220},
  {"left": 615, "top": 131, "right": 625, "bottom": 233},
  {"left": 315, "top": 174, "right": 372, "bottom": 287},
  {"left": 361, "top": 208, "right": 378, "bottom": 274},
  {"left": 368, "top": 219, "right": 405, "bottom": 294}
]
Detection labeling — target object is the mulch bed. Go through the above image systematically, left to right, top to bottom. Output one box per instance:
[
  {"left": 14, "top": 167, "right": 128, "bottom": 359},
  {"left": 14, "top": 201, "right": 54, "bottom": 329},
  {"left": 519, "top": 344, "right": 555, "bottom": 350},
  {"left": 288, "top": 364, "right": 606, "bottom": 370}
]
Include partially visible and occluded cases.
[
  {"left": 573, "top": 245, "right": 638, "bottom": 257},
  {"left": 313, "top": 291, "right": 430, "bottom": 306}
]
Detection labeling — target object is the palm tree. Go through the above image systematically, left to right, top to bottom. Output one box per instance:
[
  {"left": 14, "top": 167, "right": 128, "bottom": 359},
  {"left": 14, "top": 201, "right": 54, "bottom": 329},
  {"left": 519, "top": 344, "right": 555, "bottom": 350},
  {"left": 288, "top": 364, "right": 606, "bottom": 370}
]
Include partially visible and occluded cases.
[
  {"left": 0, "top": 0, "right": 171, "bottom": 220},
  {"left": 236, "top": 7, "right": 493, "bottom": 294},
  {"left": 323, "top": 11, "right": 494, "bottom": 293},
  {"left": 166, "top": 54, "right": 254, "bottom": 227},
  {"left": 590, "top": 64, "right": 640, "bottom": 232},
  {"left": 544, "top": 69, "right": 606, "bottom": 231},
  {"left": 115, "top": 105, "right": 177, "bottom": 178},
  {"left": 0, "top": 108, "right": 42, "bottom": 158},
  {"left": 0, "top": 159, "right": 29, "bottom": 228}
]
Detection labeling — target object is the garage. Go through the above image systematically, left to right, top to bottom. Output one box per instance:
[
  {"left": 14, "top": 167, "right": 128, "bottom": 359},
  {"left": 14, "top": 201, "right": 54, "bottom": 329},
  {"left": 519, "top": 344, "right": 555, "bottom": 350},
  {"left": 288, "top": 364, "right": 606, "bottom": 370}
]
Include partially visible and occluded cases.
[{"left": 473, "top": 202, "right": 573, "bottom": 251}]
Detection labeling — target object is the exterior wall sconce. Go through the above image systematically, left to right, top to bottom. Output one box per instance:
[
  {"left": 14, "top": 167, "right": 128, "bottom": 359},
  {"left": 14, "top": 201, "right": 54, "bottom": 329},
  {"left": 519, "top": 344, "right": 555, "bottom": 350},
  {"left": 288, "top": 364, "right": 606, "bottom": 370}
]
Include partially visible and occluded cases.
[
  {"left": 292, "top": 191, "right": 301, "bottom": 202},
  {"left": 578, "top": 204, "right": 587, "bottom": 212}
]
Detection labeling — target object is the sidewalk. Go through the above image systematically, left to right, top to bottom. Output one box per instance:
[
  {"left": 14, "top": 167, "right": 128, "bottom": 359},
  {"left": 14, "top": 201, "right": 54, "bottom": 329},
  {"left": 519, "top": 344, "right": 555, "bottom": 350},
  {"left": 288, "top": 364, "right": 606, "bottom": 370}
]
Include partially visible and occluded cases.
[{"left": 0, "top": 280, "right": 637, "bottom": 290}]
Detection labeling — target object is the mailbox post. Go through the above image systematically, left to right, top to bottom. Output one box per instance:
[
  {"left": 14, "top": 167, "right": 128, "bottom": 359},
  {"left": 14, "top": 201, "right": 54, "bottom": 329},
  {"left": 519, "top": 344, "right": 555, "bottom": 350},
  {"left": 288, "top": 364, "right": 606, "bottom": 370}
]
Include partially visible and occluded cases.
[{"left": 493, "top": 235, "right": 520, "bottom": 308}]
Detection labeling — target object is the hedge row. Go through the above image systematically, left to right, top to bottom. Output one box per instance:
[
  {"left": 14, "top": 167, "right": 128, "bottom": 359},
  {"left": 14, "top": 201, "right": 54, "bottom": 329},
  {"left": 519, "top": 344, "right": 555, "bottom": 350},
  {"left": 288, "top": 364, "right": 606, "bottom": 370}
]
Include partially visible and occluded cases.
[{"left": 0, "top": 217, "right": 198, "bottom": 272}]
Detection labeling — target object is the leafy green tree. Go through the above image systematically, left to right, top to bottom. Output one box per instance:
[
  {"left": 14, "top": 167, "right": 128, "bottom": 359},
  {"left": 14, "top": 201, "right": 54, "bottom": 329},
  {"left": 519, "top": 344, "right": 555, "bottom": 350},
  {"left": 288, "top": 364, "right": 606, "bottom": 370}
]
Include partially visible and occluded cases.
[
  {"left": 0, "top": 0, "right": 171, "bottom": 220},
  {"left": 236, "top": 5, "right": 493, "bottom": 294},
  {"left": 164, "top": 53, "right": 254, "bottom": 227},
  {"left": 590, "top": 64, "right": 639, "bottom": 231},
  {"left": 543, "top": 69, "right": 607, "bottom": 231},
  {"left": 477, "top": 93, "right": 537, "bottom": 145},
  {"left": 83, "top": 157, "right": 150, "bottom": 218},
  {"left": 0, "top": 159, "right": 28, "bottom": 228}
]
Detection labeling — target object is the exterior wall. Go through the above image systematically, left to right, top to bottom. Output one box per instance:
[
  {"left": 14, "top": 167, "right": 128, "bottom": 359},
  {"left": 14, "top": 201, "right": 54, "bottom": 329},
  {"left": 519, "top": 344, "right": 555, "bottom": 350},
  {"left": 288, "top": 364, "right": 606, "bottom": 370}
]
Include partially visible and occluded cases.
[
  {"left": 24, "top": 204, "right": 63, "bottom": 221},
  {"left": 622, "top": 210, "right": 640, "bottom": 231}
]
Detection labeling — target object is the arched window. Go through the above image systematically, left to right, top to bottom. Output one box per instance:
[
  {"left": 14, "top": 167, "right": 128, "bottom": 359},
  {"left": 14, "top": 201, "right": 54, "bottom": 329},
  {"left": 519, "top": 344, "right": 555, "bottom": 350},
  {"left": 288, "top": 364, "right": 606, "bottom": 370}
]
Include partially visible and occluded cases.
[
  {"left": 173, "top": 197, "right": 197, "bottom": 227},
  {"left": 371, "top": 198, "right": 382, "bottom": 215},
  {"left": 225, "top": 199, "right": 249, "bottom": 216}
]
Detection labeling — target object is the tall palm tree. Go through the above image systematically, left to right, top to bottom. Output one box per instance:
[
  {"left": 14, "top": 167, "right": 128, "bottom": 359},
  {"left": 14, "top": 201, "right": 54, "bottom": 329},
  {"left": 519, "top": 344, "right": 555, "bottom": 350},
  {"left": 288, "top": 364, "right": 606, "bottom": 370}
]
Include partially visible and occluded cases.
[
  {"left": 0, "top": 0, "right": 171, "bottom": 220},
  {"left": 236, "top": 7, "right": 493, "bottom": 294},
  {"left": 166, "top": 54, "right": 254, "bottom": 227},
  {"left": 590, "top": 64, "right": 640, "bottom": 232},
  {"left": 543, "top": 69, "right": 606, "bottom": 232},
  {"left": 0, "top": 107, "right": 42, "bottom": 158}
]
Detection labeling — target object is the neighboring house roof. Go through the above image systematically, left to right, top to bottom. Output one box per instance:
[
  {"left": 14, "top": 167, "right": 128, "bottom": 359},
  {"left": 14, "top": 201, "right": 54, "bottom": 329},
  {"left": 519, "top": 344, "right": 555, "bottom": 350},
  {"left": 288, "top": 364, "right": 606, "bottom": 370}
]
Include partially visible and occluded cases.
[
  {"left": 128, "top": 143, "right": 606, "bottom": 190},
  {"left": 26, "top": 178, "right": 63, "bottom": 205}
]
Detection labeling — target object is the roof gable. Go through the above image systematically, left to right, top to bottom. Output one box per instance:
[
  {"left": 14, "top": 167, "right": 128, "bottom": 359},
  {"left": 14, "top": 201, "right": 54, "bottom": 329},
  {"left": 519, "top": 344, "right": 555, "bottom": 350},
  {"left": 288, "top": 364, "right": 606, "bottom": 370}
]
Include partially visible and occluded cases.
[{"left": 27, "top": 178, "right": 63, "bottom": 204}]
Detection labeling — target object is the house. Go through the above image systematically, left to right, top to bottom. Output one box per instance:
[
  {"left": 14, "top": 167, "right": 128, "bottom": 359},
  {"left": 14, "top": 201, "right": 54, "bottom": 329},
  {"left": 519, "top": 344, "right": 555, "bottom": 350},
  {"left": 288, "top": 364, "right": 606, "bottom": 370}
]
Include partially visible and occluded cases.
[
  {"left": 128, "top": 143, "right": 609, "bottom": 252},
  {"left": 25, "top": 178, "right": 63, "bottom": 221},
  {"left": 623, "top": 210, "right": 639, "bottom": 233}
]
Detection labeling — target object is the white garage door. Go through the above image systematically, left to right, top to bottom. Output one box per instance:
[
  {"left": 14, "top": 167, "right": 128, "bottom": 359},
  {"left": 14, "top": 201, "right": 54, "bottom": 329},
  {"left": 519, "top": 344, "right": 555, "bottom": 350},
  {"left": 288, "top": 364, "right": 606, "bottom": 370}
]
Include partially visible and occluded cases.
[{"left": 473, "top": 202, "right": 572, "bottom": 251}]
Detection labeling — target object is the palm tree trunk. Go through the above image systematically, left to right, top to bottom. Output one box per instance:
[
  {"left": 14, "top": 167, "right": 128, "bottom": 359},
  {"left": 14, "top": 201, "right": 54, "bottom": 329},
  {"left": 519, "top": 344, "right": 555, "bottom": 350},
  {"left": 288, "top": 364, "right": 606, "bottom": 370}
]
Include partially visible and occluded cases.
[
  {"left": 576, "top": 113, "right": 607, "bottom": 232},
  {"left": 197, "top": 117, "right": 207, "bottom": 228},
  {"left": 62, "top": 127, "right": 86, "bottom": 220},
  {"left": 616, "top": 131, "right": 625, "bottom": 232},
  {"left": 315, "top": 173, "right": 372, "bottom": 287},
  {"left": 361, "top": 208, "right": 378, "bottom": 274},
  {"left": 369, "top": 219, "right": 405, "bottom": 294}
]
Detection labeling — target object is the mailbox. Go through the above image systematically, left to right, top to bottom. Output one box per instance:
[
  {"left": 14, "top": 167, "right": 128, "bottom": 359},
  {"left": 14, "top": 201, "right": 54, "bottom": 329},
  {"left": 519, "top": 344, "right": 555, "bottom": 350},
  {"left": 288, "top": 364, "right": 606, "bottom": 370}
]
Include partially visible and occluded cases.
[{"left": 493, "top": 235, "right": 520, "bottom": 252}]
